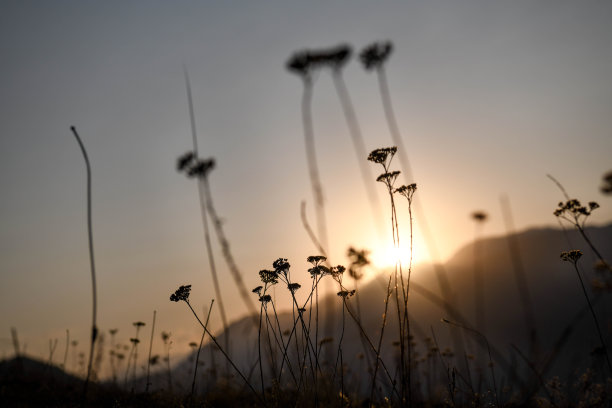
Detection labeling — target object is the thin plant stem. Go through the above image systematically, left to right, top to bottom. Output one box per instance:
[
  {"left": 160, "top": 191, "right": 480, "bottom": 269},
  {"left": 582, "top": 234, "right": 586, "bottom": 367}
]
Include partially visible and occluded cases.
[
  {"left": 70, "top": 126, "right": 98, "bottom": 400},
  {"left": 570, "top": 261, "right": 612, "bottom": 373},
  {"left": 182, "top": 300, "right": 263, "bottom": 404},
  {"left": 192, "top": 300, "right": 214, "bottom": 398},
  {"left": 145, "top": 311, "right": 156, "bottom": 393},
  {"left": 62, "top": 329, "right": 69, "bottom": 371}
]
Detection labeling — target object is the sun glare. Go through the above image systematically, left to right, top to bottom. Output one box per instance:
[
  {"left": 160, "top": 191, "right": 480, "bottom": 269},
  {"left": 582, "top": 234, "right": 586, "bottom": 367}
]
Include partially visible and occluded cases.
[{"left": 371, "top": 239, "right": 428, "bottom": 269}]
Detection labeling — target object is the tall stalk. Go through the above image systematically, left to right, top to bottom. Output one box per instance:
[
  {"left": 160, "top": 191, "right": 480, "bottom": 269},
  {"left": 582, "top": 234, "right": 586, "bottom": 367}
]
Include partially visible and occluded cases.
[
  {"left": 70, "top": 126, "right": 98, "bottom": 399},
  {"left": 145, "top": 311, "right": 156, "bottom": 393}
]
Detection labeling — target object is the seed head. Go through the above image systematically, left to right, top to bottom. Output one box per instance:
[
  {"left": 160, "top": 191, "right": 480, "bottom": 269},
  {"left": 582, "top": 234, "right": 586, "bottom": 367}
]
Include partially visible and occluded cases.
[
  {"left": 359, "top": 41, "right": 393, "bottom": 71},
  {"left": 368, "top": 147, "right": 397, "bottom": 166},
  {"left": 177, "top": 151, "right": 196, "bottom": 172},
  {"left": 187, "top": 158, "right": 215, "bottom": 179},
  {"left": 376, "top": 171, "right": 401, "bottom": 187},
  {"left": 395, "top": 183, "right": 417, "bottom": 201},
  {"left": 471, "top": 211, "right": 488, "bottom": 222},
  {"left": 560, "top": 250, "right": 583, "bottom": 263},
  {"left": 307, "top": 255, "right": 327, "bottom": 266},
  {"left": 273, "top": 258, "right": 290, "bottom": 274},
  {"left": 259, "top": 269, "right": 279, "bottom": 285},
  {"left": 288, "top": 282, "right": 301, "bottom": 293},
  {"left": 170, "top": 285, "right": 192, "bottom": 302},
  {"left": 252, "top": 286, "right": 263, "bottom": 296},
  {"left": 337, "top": 289, "right": 356, "bottom": 298},
  {"left": 259, "top": 294, "right": 272, "bottom": 304},
  {"left": 133, "top": 321, "right": 146, "bottom": 328},
  {"left": 130, "top": 338, "right": 140, "bottom": 344}
]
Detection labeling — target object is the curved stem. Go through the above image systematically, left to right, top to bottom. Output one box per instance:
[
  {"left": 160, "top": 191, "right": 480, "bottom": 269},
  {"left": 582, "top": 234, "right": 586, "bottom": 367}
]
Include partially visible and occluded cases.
[{"left": 70, "top": 126, "right": 97, "bottom": 399}]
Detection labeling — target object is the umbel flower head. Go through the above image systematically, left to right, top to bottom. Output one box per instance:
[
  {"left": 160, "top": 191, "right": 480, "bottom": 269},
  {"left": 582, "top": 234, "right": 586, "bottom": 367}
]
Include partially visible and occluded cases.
[
  {"left": 359, "top": 41, "right": 393, "bottom": 71},
  {"left": 286, "top": 44, "right": 353, "bottom": 77},
  {"left": 368, "top": 147, "right": 397, "bottom": 166},
  {"left": 377, "top": 171, "right": 401, "bottom": 188},
  {"left": 395, "top": 183, "right": 417, "bottom": 201},
  {"left": 553, "top": 199, "right": 599, "bottom": 218},
  {"left": 471, "top": 211, "right": 488, "bottom": 222},
  {"left": 560, "top": 250, "right": 583, "bottom": 263},
  {"left": 307, "top": 255, "right": 327, "bottom": 266},
  {"left": 273, "top": 258, "right": 290, "bottom": 275},
  {"left": 259, "top": 269, "right": 279, "bottom": 285},
  {"left": 287, "top": 283, "right": 301, "bottom": 293},
  {"left": 170, "top": 285, "right": 192, "bottom": 302},
  {"left": 252, "top": 286, "right": 263, "bottom": 296},
  {"left": 133, "top": 321, "right": 146, "bottom": 328}
]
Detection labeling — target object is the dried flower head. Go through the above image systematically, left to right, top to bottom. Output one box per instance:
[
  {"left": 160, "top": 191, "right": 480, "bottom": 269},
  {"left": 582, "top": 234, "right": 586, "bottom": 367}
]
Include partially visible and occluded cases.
[
  {"left": 359, "top": 41, "right": 393, "bottom": 70},
  {"left": 286, "top": 44, "right": 353, "bottom": 77},
  {"left": 286, "top": 51, "right": 311, "bottom": 77},
  {"left": 368, "top": 147, "right": 397, "bottom": 166},
  {"left": 177, "top": 151, "right": 196, "bottom": 172},
  {"left": 187, "top": 158, "right": 215, "bottom": 179},
  {"left": 376, "top": 171, "right": 401, "bottom": 187},
  {"left": 601, "top": 171, "right": 612, "bottom": 195},
  {"left": 395, "top": 183, "right": 417, "bottom": 201},
  {"left": 554, "top": 199, "right": 597, "bottom": 219},
  {"left": 471, "top": 211, "right": 488, "bottom": 222},
  {"left": 347, "top": 247, "right": 370, "bottom": 280},
  {"left": 560, "top": 250, "right": 583, "bottom": 263},
  {"left": 307, "top": 255, "right": 327, "bottom": 266},
  {"left": 273, "top": 258, "right": 290, "bottom": 274},
  {"left": 309, "top": 264, "right": 331, "bottom": 278},
  {"left": 331, "top": 265, "right": 346, "bottom": 277},
  {"left": 259, "top": 269, "right": 279, "bottom": 285},
  {"left": 287, "top": 282, "right": 301, "bottom": 293},
  {"left": 170, "top": 285, "right": 192, "bottom": 302},
  {"left": 252, "top": 286, "right": 263, "bottom": 296},
  {"left": 337, "top": 289, "right": 356, "bottom": 298},
  {"left": 259, "top": 294, "right": 272, "bottom": 304},
  {"left": 133, "top": 321, "right": 146, "bottom": 328},
  {"left": 109, "top": 329, "right": 118, "bottom": 336},
  {"left": 161, "top": 332, "right": 171, "bottom": 342},
  {"left": 130, "top": 338, "right": 140, "bottom": 344},
  {"left": 189, "top": 342, "right": 198, "bottom": 348},
  {"left": 149, "top": 355, "right": 159, "bottom": 365}
]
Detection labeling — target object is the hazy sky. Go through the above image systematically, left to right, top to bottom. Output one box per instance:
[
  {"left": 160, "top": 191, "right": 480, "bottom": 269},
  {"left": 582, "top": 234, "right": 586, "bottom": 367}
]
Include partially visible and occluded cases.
[{"left": 1, "top": 1, "right": 611, "bottom": 366}]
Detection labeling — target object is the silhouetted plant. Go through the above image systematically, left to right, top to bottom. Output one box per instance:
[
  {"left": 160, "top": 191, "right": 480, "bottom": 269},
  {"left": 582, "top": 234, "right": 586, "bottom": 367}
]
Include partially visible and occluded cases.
[
  {"left": 69, "top": 126, "right": 98, "bottom": 399},
  {"left": 560, "top": 250, "right": 612, "bottom": 373},
  {"left": 169, "top": 285, "right": 262, "bottom": 403}
]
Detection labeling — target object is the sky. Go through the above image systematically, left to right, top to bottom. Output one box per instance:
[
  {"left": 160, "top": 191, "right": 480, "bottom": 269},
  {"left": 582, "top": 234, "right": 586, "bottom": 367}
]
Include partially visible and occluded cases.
[{"left": 1, "top": 0, "right": 611, "bottom": 370}]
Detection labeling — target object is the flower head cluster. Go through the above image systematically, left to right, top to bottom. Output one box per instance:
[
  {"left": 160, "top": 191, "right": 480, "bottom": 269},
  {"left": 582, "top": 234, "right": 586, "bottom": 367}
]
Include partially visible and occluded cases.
[
  {"left": 359, "top": 41, "right": 393, "bottom": 71},
  {"left": 286, "top": 44, "right": 353, "bottom": 77},
  {"left": 368, "top": 147, "right": 397, "bottom": 167},
  {"left": 176, "top": 150, "right": 215, "bottom": 179},
  {"left": 377, "top": 171, "right": 401, "bottom": 189},
  {"left": 601, "top": 171, "right": 612, "bottom": 195},
  {"left": 395, "top": 183, "right": 417, "bottom": 202},
  {"left": 554, "top": 199, "right": 599, "bottom": 220},
  {"left": 471, "top": 211, "right": 488, "bottom": 222},
  {"left": 347, "top": 247, "right": 370, "bottom": 281},
  {"left": 560, "top": 250, "right": 583, "bottom": 263},
  {"left": 307, "top": 255, "right": 328, "bottom": 278},
  {"left": 273, "top": 258, "right": 290, "bottom": 275},
  {"left": 331, "top": 265, "right": 346, "bottom": 278},
  {"left": 259, "top": 269, "right": 279, "bottom": 285},
  {"left": 287, "top": 282, "right": 301, "bottom": 293},
  {"left": 170, "top": 285, "right": 192, "bottom": 302},
  {"left": 252, "top": 285, "right": 263, "bottom": 296},
  {"left": 337, "top": 289, "right": 356, "bottom": 298},
  {"left": 259, "top": 294, "right": 272, "bottom": 304},
  {"left": 133, "top": 321, "right": 146, "bottom": 328},
  {"left": 130, "top": 338, "right": 140, "bottom": 344}
]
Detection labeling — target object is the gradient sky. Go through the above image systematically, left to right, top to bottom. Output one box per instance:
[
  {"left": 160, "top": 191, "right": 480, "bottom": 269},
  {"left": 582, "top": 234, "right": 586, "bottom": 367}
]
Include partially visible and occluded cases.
[{"left": 1, "top": 1, "right": 611, "bottom": 368}]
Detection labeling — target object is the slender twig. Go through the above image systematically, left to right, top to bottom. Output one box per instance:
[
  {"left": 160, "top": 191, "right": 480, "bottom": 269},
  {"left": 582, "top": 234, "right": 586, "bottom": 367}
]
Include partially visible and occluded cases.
[
  {"left": 70, "top": 126, "right": 98, "bottom": 399},
  {"left": 191, "top": 300, "right": 214, "bottom": 398},
  {"left": 145, "top": 311, "right": 156, "bottom": 393}
]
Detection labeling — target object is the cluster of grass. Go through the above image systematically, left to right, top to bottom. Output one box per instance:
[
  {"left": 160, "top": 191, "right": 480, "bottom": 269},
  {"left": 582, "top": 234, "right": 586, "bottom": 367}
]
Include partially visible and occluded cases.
[{"left": 3, "top": 41, "right": 612, "bottom": 407}]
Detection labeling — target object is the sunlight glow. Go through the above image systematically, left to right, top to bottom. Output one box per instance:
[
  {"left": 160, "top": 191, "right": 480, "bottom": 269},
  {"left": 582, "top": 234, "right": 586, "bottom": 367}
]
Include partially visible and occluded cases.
[{"left": 370, "top": 238, "right": 428, "bottom": 269}]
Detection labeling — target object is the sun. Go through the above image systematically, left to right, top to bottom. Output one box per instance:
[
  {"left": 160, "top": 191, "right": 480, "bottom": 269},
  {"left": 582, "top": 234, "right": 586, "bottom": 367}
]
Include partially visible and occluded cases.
[{"left": 370, "top": 240, "right": 428, "bottom": 269}]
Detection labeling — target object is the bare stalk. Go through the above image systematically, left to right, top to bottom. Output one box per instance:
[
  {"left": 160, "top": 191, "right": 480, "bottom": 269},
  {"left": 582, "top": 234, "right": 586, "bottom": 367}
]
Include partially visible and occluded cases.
[{"left": 70, "top": 126, "right": 98, "bottom": 399}]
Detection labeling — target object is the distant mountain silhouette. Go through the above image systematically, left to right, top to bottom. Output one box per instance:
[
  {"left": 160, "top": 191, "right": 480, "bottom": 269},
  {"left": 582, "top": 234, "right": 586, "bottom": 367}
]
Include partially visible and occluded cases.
[{"left": 150, "top": 224, "right": 612, "bottom": 394}]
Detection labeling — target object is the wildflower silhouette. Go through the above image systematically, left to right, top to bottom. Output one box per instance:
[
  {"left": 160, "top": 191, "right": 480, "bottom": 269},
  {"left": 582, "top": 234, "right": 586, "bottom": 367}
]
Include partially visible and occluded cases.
[
  {"left": 359, "top": 41, "right": 393, "bottom": 70},
  {"left": 601, "top": 170, "right": 612, "bottom": 194},
  {"left": 560, "top": 250, "right": 612, "bottom": 373},
  {"left": 169, "top": 285, "right": 262, "bottom": 402}
]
